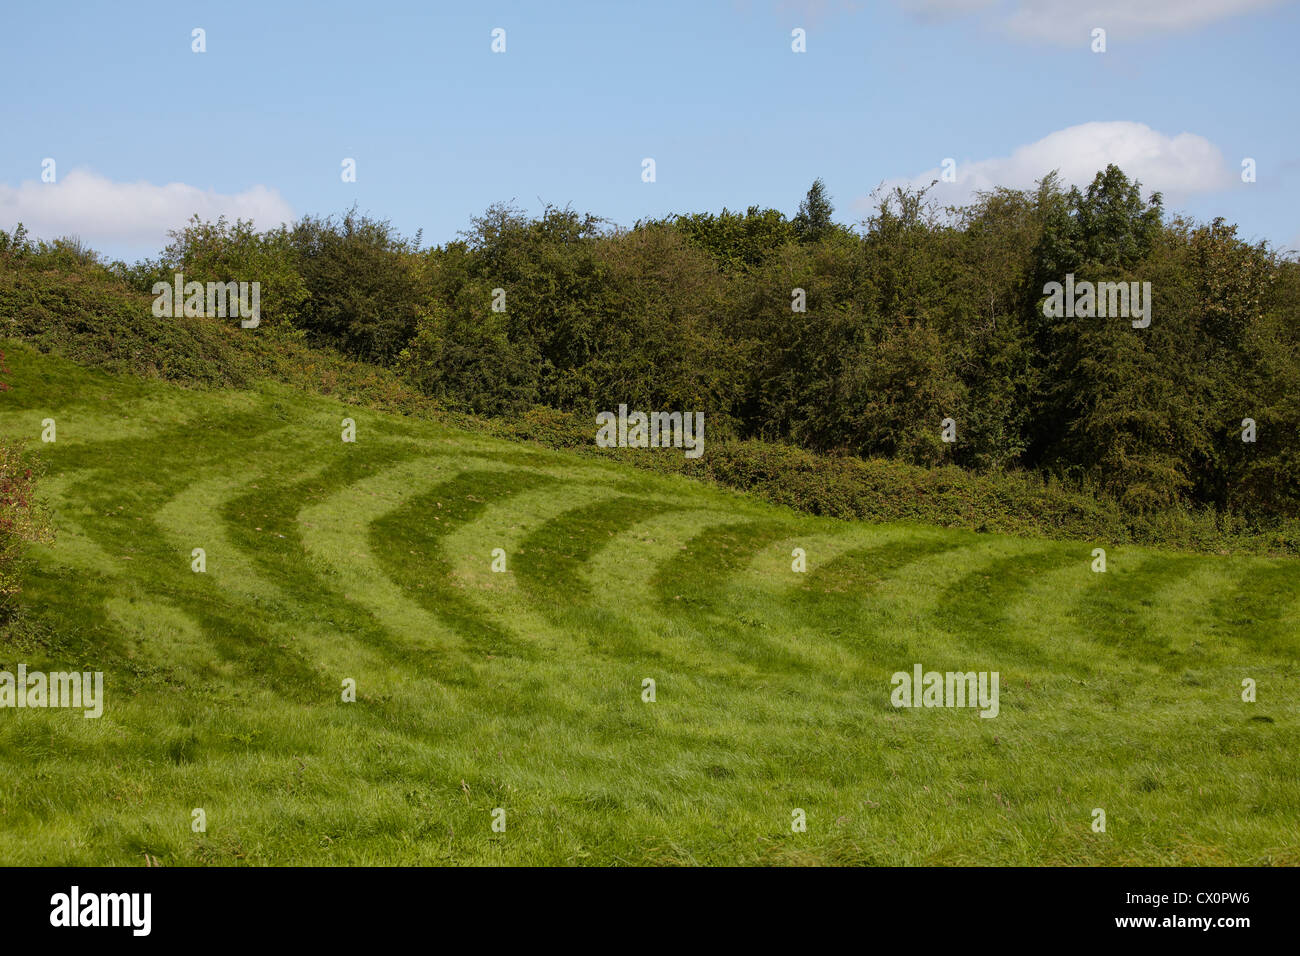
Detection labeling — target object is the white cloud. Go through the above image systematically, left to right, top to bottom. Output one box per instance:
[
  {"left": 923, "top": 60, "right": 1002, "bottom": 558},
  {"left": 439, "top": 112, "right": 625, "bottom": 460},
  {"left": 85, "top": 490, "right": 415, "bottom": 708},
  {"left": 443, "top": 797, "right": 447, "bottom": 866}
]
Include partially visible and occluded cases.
[
  {"left": 773, "top": 0, "right": 865, "bottom": 27},
  {"left": 894, "top": 0, "right": 1286, "bottom": 43},
  {"left": 896, "top": 0, "right": 999, "bottom": 20},
  {"left": 858, "top": 121, "right": 1233, "bottom": 212},
  {"left": 0, "top": 169, "right": 294, "bottom": 254}
]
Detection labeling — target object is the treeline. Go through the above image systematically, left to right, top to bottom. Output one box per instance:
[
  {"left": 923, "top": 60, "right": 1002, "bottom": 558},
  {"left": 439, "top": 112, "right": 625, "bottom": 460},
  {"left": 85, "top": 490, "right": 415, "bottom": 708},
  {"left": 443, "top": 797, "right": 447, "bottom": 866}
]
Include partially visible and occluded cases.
[{"left": 5, "top": 164, "right": 1299, "bottom": 522}]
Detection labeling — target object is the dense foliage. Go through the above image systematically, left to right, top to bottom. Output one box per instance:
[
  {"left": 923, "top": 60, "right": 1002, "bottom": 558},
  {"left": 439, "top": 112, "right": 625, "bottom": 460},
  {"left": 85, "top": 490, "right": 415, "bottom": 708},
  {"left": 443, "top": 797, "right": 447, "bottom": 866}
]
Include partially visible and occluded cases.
[{"left": 3, "top": 164, "right": 1297, "bottom": 545}]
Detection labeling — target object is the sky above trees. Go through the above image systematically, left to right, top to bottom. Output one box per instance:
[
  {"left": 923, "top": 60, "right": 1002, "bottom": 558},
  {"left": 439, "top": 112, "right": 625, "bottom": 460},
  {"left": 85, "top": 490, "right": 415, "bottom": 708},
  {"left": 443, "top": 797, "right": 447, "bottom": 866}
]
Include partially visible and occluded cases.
[{"left": 2, "top": 0, "right": 1296, "bottom": 260}]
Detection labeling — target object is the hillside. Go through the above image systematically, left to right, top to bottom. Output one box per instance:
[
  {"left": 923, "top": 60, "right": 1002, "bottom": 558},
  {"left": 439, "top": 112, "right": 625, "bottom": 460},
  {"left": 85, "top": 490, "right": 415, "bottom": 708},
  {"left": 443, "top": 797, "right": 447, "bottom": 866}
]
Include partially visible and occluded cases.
[{"left": 1, "top": 342, "right": 1296, "bottom": 865}]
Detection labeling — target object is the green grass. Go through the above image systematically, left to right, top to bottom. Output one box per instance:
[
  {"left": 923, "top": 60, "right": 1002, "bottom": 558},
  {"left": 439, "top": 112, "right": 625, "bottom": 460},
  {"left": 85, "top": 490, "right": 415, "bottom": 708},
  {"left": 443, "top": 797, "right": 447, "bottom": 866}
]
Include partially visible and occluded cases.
[{"left": 1, "top": 340, "right": 1297, "bottom": 865}]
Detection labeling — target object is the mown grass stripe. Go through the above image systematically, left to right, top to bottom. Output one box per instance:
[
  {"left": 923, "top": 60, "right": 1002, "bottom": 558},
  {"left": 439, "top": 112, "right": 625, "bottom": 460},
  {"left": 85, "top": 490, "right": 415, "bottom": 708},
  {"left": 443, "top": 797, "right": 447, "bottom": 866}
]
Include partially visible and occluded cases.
[
  {"left": 371, "top": 468, "right": 563, "bottom": 661},
  {"left": 514, "top": 495, "right": 689, "bottom": 607}
]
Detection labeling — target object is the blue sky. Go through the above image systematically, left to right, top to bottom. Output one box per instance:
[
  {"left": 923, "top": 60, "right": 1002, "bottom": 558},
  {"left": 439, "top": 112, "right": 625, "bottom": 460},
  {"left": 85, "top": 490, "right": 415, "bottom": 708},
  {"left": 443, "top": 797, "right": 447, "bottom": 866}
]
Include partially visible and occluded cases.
[{"left": 2, "top": 0, "right": 1297, "bottom": 261}]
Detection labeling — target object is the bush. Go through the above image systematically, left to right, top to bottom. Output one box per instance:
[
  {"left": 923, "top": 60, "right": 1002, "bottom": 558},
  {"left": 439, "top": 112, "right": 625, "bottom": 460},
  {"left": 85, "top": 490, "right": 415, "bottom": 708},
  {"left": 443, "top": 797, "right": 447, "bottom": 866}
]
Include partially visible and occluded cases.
[
  {"left": 291, "top": 209, "right": 422, "bottom": 363},
  {"left": 160, "top": 215, "right": 310, "bottom": 334},
  {"left": 0, "top": 350, "right": 54, "bottom": 608},
  {"left": 476, "top": 404, "right": 1300, "bottom": 555},
  {"left": 0, "top": 440, "right": 54, "bottom": 599}
]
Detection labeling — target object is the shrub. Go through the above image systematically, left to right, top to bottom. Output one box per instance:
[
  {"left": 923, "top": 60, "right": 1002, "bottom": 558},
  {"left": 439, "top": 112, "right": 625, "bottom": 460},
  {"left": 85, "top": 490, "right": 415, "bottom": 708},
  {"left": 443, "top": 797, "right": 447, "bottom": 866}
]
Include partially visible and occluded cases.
[{"left": 0, "top": 351, "right": 55, "bottom": 608}]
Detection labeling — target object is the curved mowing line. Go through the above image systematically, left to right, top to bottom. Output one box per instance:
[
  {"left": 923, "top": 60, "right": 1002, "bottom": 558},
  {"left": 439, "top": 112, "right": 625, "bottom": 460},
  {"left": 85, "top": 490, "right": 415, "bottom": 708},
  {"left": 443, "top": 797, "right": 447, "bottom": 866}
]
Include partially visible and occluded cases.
[
  {"left": 0, "top": 382, "right": 239, "bottom": 442},
  {"left": 0, "top": 388, "right": 257, "bottom": 448},
  {"left": 44, "top": 406, "right": 287, "bottom": 484},
  {"left": 44, "top": 409, "right": 317, "bottom": 582},
  {"left": 150, "top": 410, "right": 353, "bottom": 580},
  {"left": 43, "top": 412, "right": 341, "bottom": 696},
  {"left": 13, "top": 418, "right": 330, "bottom": 683},
  {"left": 388, "top": 433, "right": 617, "bottom": 484},
  {"left": 209, "top": 438, "right": 505, "bottom": 726},
  {"left": 220, "top": 441, "right": 470, "bottom": 675},
  {"left": 464, "top": 446, "right": 607, "bottom": 474},
  {"left": 458, "top": 447, "right": 628, "bottom": 486},
  {"left": 294, "top": 450, "right": 481, "bottom": 667},
  {"left": 153, "top": 466, "right": 398, "bottom": 687},
  {"left": 370, "top": 468, "right": 564, "bottom": 660},
  {"left": 368, "top": 469, "right": 665, "bottom": 736},
  {"left": 16, "top": 473, "right": 119, "bottom": 577},
  {"left": 405, "top": 476, "right": 622, "bottom": 659},
  {"left": 433, "top": 477, "right": 771, "bottom": 738},
  {"left": 435, "top": 477, "right": 622, "bottom": 586},
  {"left": 500, "top": 493, "right": 705, "bottom": 669},
  {"left": 514, "top": 495, "right": 690, "bottom": 607},
  {"left": 69, "top": 504, "right": 326, "bottom": 697},
  {"left": 570, "top": 506, "right": 774, "bottom": 672},
  {"left": 582, "top": 507, "right": 741, "bottom": 603},
  {"left": 647, "top": 519, "right": 838, "bottom": 675},
  {"left": 651, "top": 520, "right": 799, "bottom": 612},
  {"left": 653, "top": 524, "right": 973, "bottom": 678},
  {"left": 737, "top": 525, "right": 917, "bottom": 593},
  {"left": 718, "top": 533, "right": 991, "bottom": 685},
  {"left": 786, "top": 535, "right": 974, "bottom": 648},
  {"left": 797, "top": 535, "right": 964, "bottom": 602},
  {"left": 930, "top": 544, "right": 1087, "bottom": 669},
  {"left": 953, "top": 551, "right": 1138, "bottom": 678},
  {"left": 1000, "top": 552, "right": 1261, "bottom": 679},
  {"left": 1065, "top": 552, "right": 1219, "bottom": 668},
  {"left": 7, "top": 556, "right": 167, "bottom": 672},
  {"left": 1201, "top": 559, "right": 1300, "bottom": 656},
  {"left": 1141, "top": 561, "right": 1253, "bottom": 662},
  {"left": 102, "top": 594, "right": 231, "bottom": 687}
]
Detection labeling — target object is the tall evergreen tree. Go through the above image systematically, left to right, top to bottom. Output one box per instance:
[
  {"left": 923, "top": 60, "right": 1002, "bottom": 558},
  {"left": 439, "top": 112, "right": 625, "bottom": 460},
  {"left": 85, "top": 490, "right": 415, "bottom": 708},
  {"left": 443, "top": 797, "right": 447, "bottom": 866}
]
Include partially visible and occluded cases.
[{"left": 794, "top": 178, "right": 835, "bottom": 242}]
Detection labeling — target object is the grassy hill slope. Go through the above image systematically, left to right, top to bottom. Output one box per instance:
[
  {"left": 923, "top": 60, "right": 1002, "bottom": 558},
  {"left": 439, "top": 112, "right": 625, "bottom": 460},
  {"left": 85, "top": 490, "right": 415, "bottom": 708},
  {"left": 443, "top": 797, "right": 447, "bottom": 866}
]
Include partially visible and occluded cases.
[{"left": 1, "top": 342, "right": 1297, "bottom": 865}]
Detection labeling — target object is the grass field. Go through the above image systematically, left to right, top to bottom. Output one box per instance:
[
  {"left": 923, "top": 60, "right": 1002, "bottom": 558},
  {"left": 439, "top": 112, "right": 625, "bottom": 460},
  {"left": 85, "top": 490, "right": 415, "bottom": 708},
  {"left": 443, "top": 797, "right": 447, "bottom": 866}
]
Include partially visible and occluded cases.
[{"left": 1, "top": 340, "right": 1297, "bottom": 866}]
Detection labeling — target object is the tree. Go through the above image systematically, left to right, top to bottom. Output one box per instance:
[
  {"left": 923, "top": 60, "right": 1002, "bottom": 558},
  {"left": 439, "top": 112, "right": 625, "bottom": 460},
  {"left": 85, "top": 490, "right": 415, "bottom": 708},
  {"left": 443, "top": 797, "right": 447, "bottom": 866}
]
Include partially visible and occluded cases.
[
  {"left": 1028, "top": 166, "right": 1175, "bottom": 485},
  {"left": 794, "top": 178, "right": 835, "bottom": 243},
  {"left": 662, "top": 205, "right": 795, "bottom": 272},
  {"left": 292, "top": 208, "right": 422, "bottom": 363},
  {"left": 162, "top": 215, "right": 309, "bottom": 333}
]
